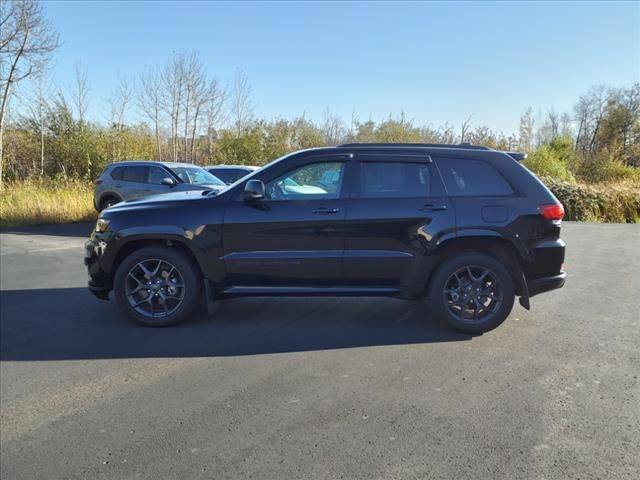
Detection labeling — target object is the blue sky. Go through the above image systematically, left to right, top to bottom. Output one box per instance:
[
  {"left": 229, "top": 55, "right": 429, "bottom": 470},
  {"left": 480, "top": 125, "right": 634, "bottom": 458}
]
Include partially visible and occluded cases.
[{"left": 45, "top": 0, "right": 639, "bottom": 134}]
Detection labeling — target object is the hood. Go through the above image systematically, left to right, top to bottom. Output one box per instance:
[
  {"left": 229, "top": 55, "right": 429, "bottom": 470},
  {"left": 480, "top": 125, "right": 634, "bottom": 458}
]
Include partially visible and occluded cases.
[{"left": 106, "top": 189, "right": 219, "bottom": 213}]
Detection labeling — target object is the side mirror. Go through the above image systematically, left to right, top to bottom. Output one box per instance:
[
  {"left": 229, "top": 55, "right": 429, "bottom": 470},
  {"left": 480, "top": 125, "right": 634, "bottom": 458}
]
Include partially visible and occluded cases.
[
  {"left": 161, "top": 177, "right": 176, "bottom": 187},
  {"left": 244, "top": 179, "right": 265, "bottom": 200}
]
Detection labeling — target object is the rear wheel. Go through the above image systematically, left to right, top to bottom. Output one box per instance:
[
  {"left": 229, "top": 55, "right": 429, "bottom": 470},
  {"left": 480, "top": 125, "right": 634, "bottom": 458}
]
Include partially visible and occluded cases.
[
  {"left": 99, "top": 196, "right": 119, "bottom": 211},
  {"left": 114, "top": 246, "right": 202, "bottom": 327},
  {"left": 428, "top": 253, "right": 515, "bottom": 334}
]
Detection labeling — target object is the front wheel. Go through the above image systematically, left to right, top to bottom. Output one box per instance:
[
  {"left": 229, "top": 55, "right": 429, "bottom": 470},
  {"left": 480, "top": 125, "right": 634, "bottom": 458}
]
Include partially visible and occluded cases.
[
  {"left": 114, "top": 246, "right": 202, "bottom": 327},
  {"left": 428, "top": 253, "right": 515, "bottom": 334}
]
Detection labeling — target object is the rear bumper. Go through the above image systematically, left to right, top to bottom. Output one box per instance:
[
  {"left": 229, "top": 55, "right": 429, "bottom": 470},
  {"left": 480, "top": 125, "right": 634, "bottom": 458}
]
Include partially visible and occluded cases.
[{"left": 528, "top": 271, "right": 566, "bottom": 297}]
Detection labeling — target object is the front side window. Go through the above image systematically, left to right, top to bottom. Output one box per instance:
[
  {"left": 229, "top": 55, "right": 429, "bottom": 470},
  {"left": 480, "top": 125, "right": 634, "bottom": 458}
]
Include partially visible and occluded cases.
[
  {"left": 436, "top": 158, "right": 513, "bottom": 196},
  {"left": 265, "top": 162, "right": 345, "bottom": 201},
  {"left": 359, "top": 162, "right": 431, "bottom": 198},
  {"left": 122, "top": 166, "right": 148, "bottom": 183},
  {"left": 170, "top": 166, "right": 225, "bottom": 186},
  {"left": 148, "top": 167, "right": 170, "bottom": 185}
]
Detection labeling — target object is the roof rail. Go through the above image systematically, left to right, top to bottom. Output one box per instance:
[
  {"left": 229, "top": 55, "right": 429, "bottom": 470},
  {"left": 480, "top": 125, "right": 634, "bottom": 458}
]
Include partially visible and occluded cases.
[{"left": 338, "top": 142, "right": 492, "bottom": 151}]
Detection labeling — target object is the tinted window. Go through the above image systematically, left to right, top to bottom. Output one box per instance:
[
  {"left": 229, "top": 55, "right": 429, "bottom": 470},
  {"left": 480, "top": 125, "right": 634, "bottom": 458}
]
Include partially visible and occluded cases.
[
  {"left": 437, "top": 159, "right": 513, "bottom": 196},
  {"left": 266, "top": 162, "right": 345, "bottom": 201},
  {"left": 360, "top": 162, "right": 431, "bottom": 198},
  {"left": 110, "top": 166, "right": 124, "bottom": 180},
  {"left": 122, "top": 166, "right": 148, "bottom": 183},
  {"left": 148, "top": 166, "right": 169, "bottom": 185},
  {"left": 169, "top": 166, "right": 225, "bottom": 185},
  {"left": 210, "top": 169, "right": 242, "bottom": 184}
]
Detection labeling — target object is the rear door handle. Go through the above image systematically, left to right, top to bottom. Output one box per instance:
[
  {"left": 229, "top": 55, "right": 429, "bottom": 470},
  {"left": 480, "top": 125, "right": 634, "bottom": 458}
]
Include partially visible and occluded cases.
[
  {"left": 420, "top": 204, "right": 447, "bottom": 211},
  {"left": 312, "top": 207, "right": 340, "bottom": 215}
]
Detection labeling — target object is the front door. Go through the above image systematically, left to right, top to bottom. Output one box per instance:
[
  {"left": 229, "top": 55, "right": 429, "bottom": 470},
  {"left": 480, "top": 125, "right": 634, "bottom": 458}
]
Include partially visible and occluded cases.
[{"left": 222, "top": 158, "right": 350, "bottom": 286}]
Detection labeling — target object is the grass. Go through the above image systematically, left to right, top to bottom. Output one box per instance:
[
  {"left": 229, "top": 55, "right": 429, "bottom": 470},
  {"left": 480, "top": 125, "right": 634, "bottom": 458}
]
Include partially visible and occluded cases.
[
  {"left": 1, "top": 176, "right": 639, "bottom": 228},
  {"left": 0, "top": 179, "right": 97, "bottom": 229}
]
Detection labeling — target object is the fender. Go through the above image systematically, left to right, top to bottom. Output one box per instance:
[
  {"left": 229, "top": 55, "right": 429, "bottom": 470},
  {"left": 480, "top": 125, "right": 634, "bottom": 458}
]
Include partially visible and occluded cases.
[
  {"left": 105, "top": 224, "right": 225, "bottom": 283},
  {"left": 417, "top": 227, "right": 531, "bottom": 304},
  {"left": 440, "top": 227, "right": 532, "bottom": 261}
]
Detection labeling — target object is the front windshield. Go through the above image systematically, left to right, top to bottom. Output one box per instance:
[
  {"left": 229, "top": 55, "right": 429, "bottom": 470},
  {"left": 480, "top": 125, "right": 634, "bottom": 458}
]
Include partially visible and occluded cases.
[{"left": 170, "top": 166, "right": 225, "bottom": 186}]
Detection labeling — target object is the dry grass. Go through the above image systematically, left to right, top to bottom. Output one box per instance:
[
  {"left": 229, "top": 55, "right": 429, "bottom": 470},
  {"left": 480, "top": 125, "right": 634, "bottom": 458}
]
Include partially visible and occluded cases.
[{"left": 0, "top": 179, "right": 97, "bottom": 229}]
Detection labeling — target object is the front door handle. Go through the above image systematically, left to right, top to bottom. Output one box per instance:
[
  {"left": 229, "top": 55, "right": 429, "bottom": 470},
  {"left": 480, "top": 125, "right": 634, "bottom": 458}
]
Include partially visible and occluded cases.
[
  {"left": 420, "top": 204, "right": 447, "bottom": 212},
  {"left": 312, "top": 207, "right": 340, "bottom": 215}
]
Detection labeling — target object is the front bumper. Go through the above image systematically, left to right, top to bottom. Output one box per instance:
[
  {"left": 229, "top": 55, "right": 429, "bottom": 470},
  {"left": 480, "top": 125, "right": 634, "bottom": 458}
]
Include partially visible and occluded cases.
[
  {"left": 85, "top": 237, "right": 112, "bottom": 300},
  {"left": 528, "top": 271, "right": 566, "bottom": 297}
]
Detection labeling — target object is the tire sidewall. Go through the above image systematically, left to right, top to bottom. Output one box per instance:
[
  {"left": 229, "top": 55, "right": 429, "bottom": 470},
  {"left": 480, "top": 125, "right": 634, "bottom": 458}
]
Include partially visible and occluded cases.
[
  {"left": 100, "top": 196, "right": 119, "bottom": 211},
  {"left": 114, "top": 246, "right": 202, "bottom": 327},
  {"left": 428, "top": 252, "right": 515, "bottom": 334}
]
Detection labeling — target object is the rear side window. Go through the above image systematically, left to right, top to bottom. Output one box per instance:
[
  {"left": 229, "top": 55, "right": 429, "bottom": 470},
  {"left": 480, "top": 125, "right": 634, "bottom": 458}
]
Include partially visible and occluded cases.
[
  {"left": 436, "top": 158, "right": 513, "bottom": 196},
  {"left": 359, "top": 162, "right": 431, "bottom": 198},
  {"left": 110, "top": 166, "right": 124, "bottom": 180},
  {"left": 121, "top": 166, "right": 148, "bottom": 183},
  {"left": 210, "top": 169, "right": 237, "bottom": 183}
]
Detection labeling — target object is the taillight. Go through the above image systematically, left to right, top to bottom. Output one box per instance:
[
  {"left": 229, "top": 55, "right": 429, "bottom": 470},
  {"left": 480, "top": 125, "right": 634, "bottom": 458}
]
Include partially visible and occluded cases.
[
  {"left": 95, "top": 179, "right": 103, "bottom": 185},
  {"left": 538, "top": 203, "right": 564, "bottom": 221}
]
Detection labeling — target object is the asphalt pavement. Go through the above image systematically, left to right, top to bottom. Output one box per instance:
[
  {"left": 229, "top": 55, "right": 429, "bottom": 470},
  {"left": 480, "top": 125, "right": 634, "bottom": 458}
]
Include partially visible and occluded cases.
[{"left": 1, "top": 222, "right": 638, "bottom": 479}]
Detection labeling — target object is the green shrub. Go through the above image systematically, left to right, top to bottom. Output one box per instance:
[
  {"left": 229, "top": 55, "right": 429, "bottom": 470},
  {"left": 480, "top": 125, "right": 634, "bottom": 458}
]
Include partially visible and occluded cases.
[
  {"left": 524, "top": 137, "right": 575, "bottom": 183},
  {"left": 540, "top": 176, "right": 640, "bottom": 223}
]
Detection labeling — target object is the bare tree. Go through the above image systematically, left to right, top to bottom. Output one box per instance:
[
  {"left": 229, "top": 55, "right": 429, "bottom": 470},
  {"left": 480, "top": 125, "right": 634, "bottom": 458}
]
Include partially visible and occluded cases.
[
  {"left": 0, "top": 0, "right": 59, "bottom": 184},
  {"left": 181, "top": 51, "right": 207, "bottom": 162},
  {"left": 161, "top": 52, "right": 186, "bottom": 160},
  {"left": 71, "top": 62, "right": 89, "bottom": 125},
  {"left": 137, "top": 66, "right": 163, "bottom": 159},
  {"left": 22, "top": 69, "right": 51, "bottom": 174},
  {"left": 230, "top": 70, "right": 254, "bottom": 135},
  {"left": 107, "top": 75, "right": 132, "bottom": 127},
  {"left": 204, "top": 77, "right": 226, "bottom": 162},
  {"left": 321, "top": 107, "right": 345, "bottom": 145},
  {"left": 518, "top": 107, "right": 535, "bottom": 152},
  {"left": 547, "top": 108, "right": 560, "bottom": 140},
  {"left": 459, "top": 115, "right": 472, "bottom": 143}
]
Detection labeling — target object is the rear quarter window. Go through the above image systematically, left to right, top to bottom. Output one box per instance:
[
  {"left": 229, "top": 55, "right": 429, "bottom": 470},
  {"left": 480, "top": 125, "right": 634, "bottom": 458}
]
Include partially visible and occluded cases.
[
  {"left": 436, "top": 158, "right": 513, "bottom": 196},
  {"left": 110, "top": 166, "right": 124, "bottom": 180}
]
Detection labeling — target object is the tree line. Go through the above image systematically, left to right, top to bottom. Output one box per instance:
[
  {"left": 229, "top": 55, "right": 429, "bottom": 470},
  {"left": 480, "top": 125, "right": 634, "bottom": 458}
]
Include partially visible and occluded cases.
[{"left": 1, "top": 0, "right": 639, "bottom": 185}]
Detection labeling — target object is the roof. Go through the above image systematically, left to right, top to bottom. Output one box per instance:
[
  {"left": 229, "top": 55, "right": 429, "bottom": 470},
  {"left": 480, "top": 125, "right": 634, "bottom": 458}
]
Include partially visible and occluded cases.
[
  {"left": 338, "top": 142, "right": 492, "bottom": 151},
  {"left": 334, "top": 143, "right": 527, "bottom": 161},
  {"left": 107, "top": 161, "right": 208, "bottom": 168},
  {"left": 205, "top": 165, "right": 259, "bottom": 170}
]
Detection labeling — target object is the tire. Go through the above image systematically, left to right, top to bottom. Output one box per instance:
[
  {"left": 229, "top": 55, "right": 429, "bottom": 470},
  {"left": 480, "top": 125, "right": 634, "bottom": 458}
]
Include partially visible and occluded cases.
[
  {"left": 99, "top": 196, "right": 119, "bottom": 211},
  {"left": 113, "top": 246, "right": 202, "bottom": 327},
  {"left": 428, "top": 252, "right": 515, "bottom": 334}
]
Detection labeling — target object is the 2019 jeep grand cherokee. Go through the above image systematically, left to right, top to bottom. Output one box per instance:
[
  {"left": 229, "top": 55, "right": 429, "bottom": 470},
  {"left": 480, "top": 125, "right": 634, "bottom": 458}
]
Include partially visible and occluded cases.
[{"left": 85, "top": 144, "right": 565, "bottom": 333}]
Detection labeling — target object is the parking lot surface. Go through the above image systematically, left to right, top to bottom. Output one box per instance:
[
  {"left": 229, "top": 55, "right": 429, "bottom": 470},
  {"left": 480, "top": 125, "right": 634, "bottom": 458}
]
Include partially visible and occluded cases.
[{"left": 1, "top": 222, "right": 639, "bottom": 479}]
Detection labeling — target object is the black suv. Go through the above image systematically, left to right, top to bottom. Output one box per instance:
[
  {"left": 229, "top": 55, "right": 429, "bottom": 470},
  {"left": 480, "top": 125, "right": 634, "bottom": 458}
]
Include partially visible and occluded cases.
[{"left": 85, "top": 144, "right": 565, "bottom": 333}]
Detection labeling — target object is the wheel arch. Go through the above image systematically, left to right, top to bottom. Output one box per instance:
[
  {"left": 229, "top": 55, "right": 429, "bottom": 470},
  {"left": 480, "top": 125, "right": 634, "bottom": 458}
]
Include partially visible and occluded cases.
[
  {"left": 98, "top": 191, "right": 123, "bottom": 210},
  {"left": 424, "top": 233, "right": 527, "bottom": 299},
  {"left": 110, "top": 237, "right": 205, "bottom": 287}
]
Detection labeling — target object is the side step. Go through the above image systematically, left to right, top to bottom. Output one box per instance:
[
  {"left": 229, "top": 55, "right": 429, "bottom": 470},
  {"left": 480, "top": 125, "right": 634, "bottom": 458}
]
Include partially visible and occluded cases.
[{"left": 221, "top": 286, "right": 401, "bottom": 297}]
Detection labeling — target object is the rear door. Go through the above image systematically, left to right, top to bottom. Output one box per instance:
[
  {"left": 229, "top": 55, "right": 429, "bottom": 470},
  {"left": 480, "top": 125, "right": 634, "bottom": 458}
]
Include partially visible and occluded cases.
[
  {"left": 343, "top": 153, "right": 455, "bottom": 291},
  {"left": 119, "top": 165, "right": 150, "bottom": 200}
]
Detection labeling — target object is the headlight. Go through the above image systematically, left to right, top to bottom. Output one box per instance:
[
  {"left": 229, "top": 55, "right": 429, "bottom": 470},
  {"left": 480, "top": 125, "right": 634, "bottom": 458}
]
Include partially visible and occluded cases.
[{"left": 95, "top": 218, "right": 110, "bottom": 233}]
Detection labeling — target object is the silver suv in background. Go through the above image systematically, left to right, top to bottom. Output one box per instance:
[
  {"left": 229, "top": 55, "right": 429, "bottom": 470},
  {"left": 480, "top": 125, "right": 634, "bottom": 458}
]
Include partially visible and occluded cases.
[
  {"left": 94, "top": 161, "right": 227, "bottom": 211},
  {"left": 205, "top": 165, "right": 258, "bottom": 184}
]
